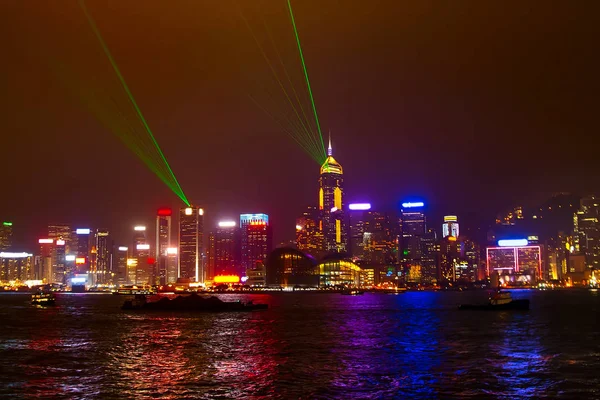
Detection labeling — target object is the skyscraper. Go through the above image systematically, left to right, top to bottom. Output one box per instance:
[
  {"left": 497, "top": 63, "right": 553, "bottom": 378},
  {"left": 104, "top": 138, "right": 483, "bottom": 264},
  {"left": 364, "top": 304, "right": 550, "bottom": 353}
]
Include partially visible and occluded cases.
[
  {"left": 319, "top": 137, "right": 346, "bottom": 253},
  {"left": 574, "top": 195, "right": 600, "bottom": 270},
  {"left": 399, "top": 202, "right": 427, "bottom": 283},
  {"left": 348, "top": 203, "right": 371, "bottom": 259},
  {"left": 179, "top": 206, "right": 204, "bottom": 282},
  {"left": 296, "top": 206, "right": 324, "bottom": 259},
  {"left": 156, "top": 208, "right": 172, "bottom": 285},
  {"left": 240, "top": 214, "right": 272, "bottom": 272},
  {"left": 442, "top": 216, "right": 459, "bottom": 238},
  {"left": 213, "top": 221, "right": 241, "bottom": 277},
  {"left": 0, "top": 222, "right": 13, "bottom": 251},
  {"left": 48, "top": 224, "right": 74, "bottom": 254},
  {"left": 48, "top": 225, "right": 75, "bottom": 282},
  {"left": 132, "top": 226, "right": 150, "bottom": 285},
  {"left": 75, "top": 228, "right": 91, "bottom": 275},
  {"left": 420, "top": 229, "right": 439, "bottom": 284},
  {"left": 95, "top": 230, "right": 110, "bottom": 285},
  {"left": 207, "top": 232, "right": 215, "bottom": 280},
  {"left": 439, "top": 236, "right": 460, "bottom": 283},
  {"left": 37, "top": 238, "right": 54, "bottom": 282},
  {"left": 54, "top": 238, "right": 66, "bottom": 284},
  {"left": 462, "top": 238, "right": 481, "bottom": 282},
  {"left": 115, "top": 246, "right": 128, "bottom": 286},
  {"left": 166, "top": 247, "right": 178, "bottom": 283}
]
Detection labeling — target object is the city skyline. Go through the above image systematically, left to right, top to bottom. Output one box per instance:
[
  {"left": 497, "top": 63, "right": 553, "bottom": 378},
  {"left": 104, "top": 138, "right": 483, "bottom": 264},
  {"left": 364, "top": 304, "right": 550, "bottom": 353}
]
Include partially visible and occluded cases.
[
  {"left": 2, "top": 1, "right": 599, "bottom": 250},
  {"left": 2, "top": 3, "right": 600, "bottom": 398}
]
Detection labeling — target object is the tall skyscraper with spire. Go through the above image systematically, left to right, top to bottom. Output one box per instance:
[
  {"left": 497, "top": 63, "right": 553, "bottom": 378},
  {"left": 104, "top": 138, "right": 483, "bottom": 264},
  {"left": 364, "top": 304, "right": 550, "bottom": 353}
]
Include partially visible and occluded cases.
[{"left": 319, "top": 134, "right": 346, "bottom": 253}]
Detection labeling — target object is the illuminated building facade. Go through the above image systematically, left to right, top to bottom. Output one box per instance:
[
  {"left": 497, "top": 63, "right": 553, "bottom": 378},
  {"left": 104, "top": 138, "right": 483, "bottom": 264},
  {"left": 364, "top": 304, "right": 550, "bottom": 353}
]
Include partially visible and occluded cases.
[
  {"left": 319, "top": 138, "right": 346, "bottom": 253},
  {"left": 574, "top": 195, "right": 600, "bottom": 269},
  {"left": 399, "top": 202, "right": 427, "bottom": 283},
  {"left": 348, "top": 204, "right": 371, "bottom": 260},
  {"left": 347, "top": 205, "right": 399, "bottom": 284},
  {"left": 348, "top": 205, "right": 397, "bottom": 264},
  {"left": 179, "top": 206, "right": 204, "bottom": 282},
  {"left": 296, "top": 206, "right": 323, "bottom": 259},
  {"left": 496, "top": 206, "right": 524, "bottom": 225},
  {"left": 156, "top": 208, "right": 172, "bottom": 285},
  {"left": 364, "top": 211, "right": 397, "bottom": 266},
  {"left": 240, "top": 214, "right": 272, "bottom": 271},
  {"left": 442, "top": 216, "right": 459, "bottom": 238},
  {"left": 212, "top": 221, "right": 241, "bottom": 277},
  {"left": 0, "top": 222, "right": 13, "bottom": 251},
  {"left": 48, "top": 224, "right": 74, "bottom": 253},
  {"left": 48, "top": 224, "right": 73, "bottom": 282},
  {"left": 132, "top": 226, "right": 150, "bottom": 285},
  {"left": 75, "top": 228, "right": 91, "bottom": 274},
  {"left": 95, "top": 229, "right": 110, "bottom": 284},
  {"left": 420, "top": 229, "right": 438, "bottom": 284},
  {"left": 207, "top": 232, "right": 215, "bottom": 280},
  {"left": 546, "top": 232, "right": 570, "bottom": 280},
  {"left": 439, "top": 236, "right": 460, "bottom": 283},
  {"left": 439, "top": 236, "right": 479, "bottom": 283},
  {"left": 54, "top": 238, "right": 66, "bottom": 284},
  {"left": 462, "top": 238, "right": 481, "bottom": 281},
  {"left": 36, "top": 239, "right": 54, "bottom": 282},
  {"left": 487, "top": 240, "right": 542, "bottom": 285},
  {"left": 115, "top": 247, "right": 128, "bottom": 286},
  {"left": 166, "top": 247, "right": 178, "bottom": 283},
  {"left": 265, "top": 247, "right": 318, "bottom": 288},
  {"left": 0, "top": 252, "right": 33, "bottom": 282},
  {"left": 318, "top": 254, "right": 362, "bottom": 287},
  {"left": 126, "top": 258, "right": 138, "bottom": 285},
  {"left": 246, "top": 261, "right": 266, "bottom": 286}
]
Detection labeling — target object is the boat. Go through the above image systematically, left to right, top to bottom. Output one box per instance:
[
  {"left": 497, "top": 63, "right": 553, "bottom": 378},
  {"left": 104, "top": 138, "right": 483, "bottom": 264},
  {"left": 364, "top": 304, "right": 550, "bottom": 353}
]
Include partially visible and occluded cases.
[
  {"left": 112, "top": 285, "right": 155, "bottom": 295},
  {"left": 341, "top": 289, "right": 364, "bottom": 295},
  {"left": 31, "top": 291, "right": 56, "bottom": 306},
  {"left": 459, "top": 291, "right": 529, "bottom": 311},
  {"left": 122, "top": 293, "right": 268, "bottom": 312}
]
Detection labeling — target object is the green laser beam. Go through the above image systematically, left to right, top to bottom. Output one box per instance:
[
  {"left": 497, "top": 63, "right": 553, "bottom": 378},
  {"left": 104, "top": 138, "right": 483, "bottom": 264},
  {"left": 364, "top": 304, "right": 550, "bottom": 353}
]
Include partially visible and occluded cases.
[
  {"left": 79, "top": 0, "right": 190, "bottom": 206},
  {"left": 287, "top": 0, "right": 326, "bottom": 161},
  {"left": 237, "top": 3, "right": 319, "bottom": 160},
  {"left": 261, "top": 14, "right": 322, "bottom": 158},
  {"left": 50, "top": 53, "right": 189, "bottom": 205},
  {"left": 260, "top": 87, "right": 322, "bottom": 162},
  {"left": 248, "top": 94, "right": 322, "bottom": 163},
  {"left": 248, "top": 94, "right": 320, "bottom": 164}
]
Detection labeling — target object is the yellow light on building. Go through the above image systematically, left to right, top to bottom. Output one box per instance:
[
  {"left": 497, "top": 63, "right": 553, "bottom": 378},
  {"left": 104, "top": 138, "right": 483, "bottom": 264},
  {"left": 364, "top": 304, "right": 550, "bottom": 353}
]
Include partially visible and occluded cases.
[
  {"left": 334, "top": 187, "right": 342, "bottom": 210},
  {"left": 319, "top": 188, "right": 324, "bottom": 210}
]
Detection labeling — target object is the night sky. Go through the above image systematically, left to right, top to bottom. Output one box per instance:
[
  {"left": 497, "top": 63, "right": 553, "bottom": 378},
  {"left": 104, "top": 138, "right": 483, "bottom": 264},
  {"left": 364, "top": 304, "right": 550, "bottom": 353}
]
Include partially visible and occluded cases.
[{"left": 1, "top": 1, "right": 598, "bottom": 249}]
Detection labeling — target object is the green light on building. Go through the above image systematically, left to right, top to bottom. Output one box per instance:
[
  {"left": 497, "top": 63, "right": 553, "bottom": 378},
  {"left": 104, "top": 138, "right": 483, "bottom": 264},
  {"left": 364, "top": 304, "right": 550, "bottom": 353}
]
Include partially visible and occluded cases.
[{"left": 2, "top": 222, "right": 12, "bottom": 226}]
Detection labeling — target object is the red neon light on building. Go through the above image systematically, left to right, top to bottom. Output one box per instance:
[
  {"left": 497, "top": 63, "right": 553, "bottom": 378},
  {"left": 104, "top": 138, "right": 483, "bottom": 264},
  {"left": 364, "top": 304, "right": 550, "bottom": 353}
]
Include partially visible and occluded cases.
[
  {"left": 157, "top": 208, "right": 172, "bottom": 216},
  {"left": 147, "top": 257, "right": 156, "bottom": 265}
]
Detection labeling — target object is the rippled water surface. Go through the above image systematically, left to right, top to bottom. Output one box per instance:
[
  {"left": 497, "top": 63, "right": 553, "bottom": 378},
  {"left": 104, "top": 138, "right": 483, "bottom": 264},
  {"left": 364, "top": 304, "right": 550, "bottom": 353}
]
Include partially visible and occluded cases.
[{"left": 0, "top": 290, "right": 599, "bottom": 399}]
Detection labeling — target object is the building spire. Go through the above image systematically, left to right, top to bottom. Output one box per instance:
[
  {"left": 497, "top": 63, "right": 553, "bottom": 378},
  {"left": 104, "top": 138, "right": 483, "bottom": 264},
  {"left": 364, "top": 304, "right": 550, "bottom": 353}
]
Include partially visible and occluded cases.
[{"left": 327, "top": 130, "right": 332, "bottom": 156}]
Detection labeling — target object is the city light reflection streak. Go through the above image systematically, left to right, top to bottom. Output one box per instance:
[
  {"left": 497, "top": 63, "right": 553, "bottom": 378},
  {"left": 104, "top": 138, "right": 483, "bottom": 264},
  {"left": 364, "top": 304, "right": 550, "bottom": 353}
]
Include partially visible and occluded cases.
[
  {"left": 489, "top": 314, "right": 553, "bottom": 397},
  {"left": 108, "top": 317, "right": 194, "bottom": 397}
]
